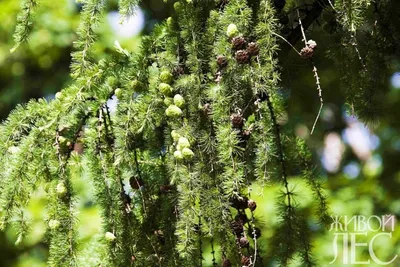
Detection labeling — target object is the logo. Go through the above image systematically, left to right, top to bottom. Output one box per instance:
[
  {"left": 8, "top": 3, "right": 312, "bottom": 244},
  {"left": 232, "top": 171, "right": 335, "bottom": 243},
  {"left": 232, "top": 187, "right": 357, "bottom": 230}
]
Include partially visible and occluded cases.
[{"left": 329, "top": 215, "right": 398, "bottom": 265}]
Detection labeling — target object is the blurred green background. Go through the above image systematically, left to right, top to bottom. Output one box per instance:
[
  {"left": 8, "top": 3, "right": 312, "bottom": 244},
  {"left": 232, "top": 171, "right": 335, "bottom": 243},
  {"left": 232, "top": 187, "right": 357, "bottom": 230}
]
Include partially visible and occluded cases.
[{"left": 1, "top": 0, "right": 400, "bottom": 266}]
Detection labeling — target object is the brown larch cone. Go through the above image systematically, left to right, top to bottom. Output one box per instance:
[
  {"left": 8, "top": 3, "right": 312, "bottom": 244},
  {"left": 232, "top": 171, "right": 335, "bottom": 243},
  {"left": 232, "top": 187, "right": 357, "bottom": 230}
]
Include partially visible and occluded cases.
[
  {"left": 232, "top": 36, "right": 247, "bottom": 50},
  {"left": 307, "top": 39, "right": 317, "bottom": 49},
  {"left": 247, "top": 42, "right": 260, "bottom": 57},
  {"left": 300, "top": 46, "right": 314, "bottom": 59},
  {"left": 235, "top": 50, "right": 250, "bottom": 64},
  {"left": 217, "top": 55, "right": 228, "bottom": 68},
  {"left": 173, "top": 65, "right": 185, "bottom": 76},
  {"left": 230, "top": 113, "right": 244, "bottom": 128},
  {"left": 130, "top": 176, "right": 144, "bottom": 189},
  {"left": 230, "top": 195, "right": 249, "bottom": 209},
  {"left": 247, "top": 199, "right": 257, "bottom": 211},
  {"left": 235, "top": 213, "right": 249, "bottom": 224},
  {"left": 230, "top": 220, "right": 244, "bottom": 237},
  {"left": 239, "top": 237, "right": 250, "bottom": 248},
  {"left": 241, "top": 256, "right": 251, "bottom": 266},
  {"left": 222, "top": 258, "right": 232, "bottom": 267}
]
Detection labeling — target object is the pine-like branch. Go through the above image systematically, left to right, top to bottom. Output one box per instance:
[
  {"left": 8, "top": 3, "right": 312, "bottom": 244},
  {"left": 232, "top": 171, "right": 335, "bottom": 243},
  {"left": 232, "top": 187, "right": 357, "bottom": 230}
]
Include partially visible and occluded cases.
[
  {"left": 11, "top": 0, "right": 38, "bottom": 52},
  {"left": 71, "top": 0, "right": 105, "bottom": 79},
  {"left": 118, "top": 0, "right": 140, "bottom": 22}
]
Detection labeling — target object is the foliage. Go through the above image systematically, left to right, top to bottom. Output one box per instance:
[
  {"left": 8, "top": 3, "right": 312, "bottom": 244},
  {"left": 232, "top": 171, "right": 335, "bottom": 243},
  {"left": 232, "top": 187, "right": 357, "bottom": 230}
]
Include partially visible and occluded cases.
[
  {"left": 0, "top": 0, "right": 78, "bottom": 120},
  {"left": 1, "top": 0, "right": 400, "bottom": 266}
]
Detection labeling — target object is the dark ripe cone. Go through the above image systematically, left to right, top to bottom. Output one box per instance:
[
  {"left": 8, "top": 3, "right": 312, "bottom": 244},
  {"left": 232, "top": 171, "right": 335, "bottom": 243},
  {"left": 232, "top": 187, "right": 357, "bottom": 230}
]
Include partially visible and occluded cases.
[
  {"left": 232, "top": 36, "right": 247, "bottom": 50},
  {"left": 247, "top": 42, "right": 260, "bottom": 57},
  {"left": 300, "top": 46, "right": 314, "bottom": 59},
  {"left": 235, "top": 50, "right": 250, "bottom": 64},
  {"left": 217, "top": 55, "right": 228, "bottom": 68},
  {"left": 173, "top": 65, "right": 185, "bottom": 76},
  {"left": 230, "top": 113, "right": 244, "bottom": 129},
  {"left": 130, "top": 176, "right": 144, "bottom": 189},
  {"left": 230, "top": 195, "right": 249, "bottom": 209},
  {"left": 247, "top": 199, "right": 257, "bottom": 211},
  {"left": 235, "top": 213, "right": 249, "bottom": 224},
  {"left": 230, "top": 220, "right": 244, "bottom": 236},
  {"left": 239, "top": 237, "right": 250, "bottom": 248},
  {"left": 241, "top": 256, "right": 251, "bottom": 266},
  {"left": 222, "top": 258, "right": 232, "bottom": 267}
]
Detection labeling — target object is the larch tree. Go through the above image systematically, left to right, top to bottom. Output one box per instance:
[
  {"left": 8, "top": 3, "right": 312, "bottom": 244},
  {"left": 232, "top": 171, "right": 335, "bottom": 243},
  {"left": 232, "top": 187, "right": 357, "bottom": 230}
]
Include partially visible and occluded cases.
[{"left": 1, "top": 0, "right": 397, "bottom": 266}]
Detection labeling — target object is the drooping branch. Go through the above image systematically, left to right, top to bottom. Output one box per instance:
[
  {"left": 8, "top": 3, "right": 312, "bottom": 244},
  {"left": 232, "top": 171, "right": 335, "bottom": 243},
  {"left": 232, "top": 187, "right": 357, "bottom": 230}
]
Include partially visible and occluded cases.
[{"left": 11, "top": 0, "right": 38, "bottom": 52}]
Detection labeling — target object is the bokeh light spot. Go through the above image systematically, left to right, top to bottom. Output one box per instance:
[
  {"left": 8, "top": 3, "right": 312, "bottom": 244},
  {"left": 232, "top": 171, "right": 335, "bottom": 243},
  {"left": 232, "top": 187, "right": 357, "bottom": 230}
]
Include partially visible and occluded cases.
[
  {"left": 107, "top": 10, "right": 145, "bottom": 38},
  {"left": 390, "top": 72, "right": 400, "bottom": 89}
]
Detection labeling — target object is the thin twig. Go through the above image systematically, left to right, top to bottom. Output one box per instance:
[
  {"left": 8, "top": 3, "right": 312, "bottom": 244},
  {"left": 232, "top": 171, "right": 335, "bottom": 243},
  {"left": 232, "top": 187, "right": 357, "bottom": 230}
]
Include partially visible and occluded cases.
[
  {"left": 327, "top": 0, "right": 335, "bottom": 10},
  {"left": 297, "top": 10, "right": 324, "bottom": 135},
  {"left": 297, "top": 10, "right": 308, "bottom": 45},
  {"left": 272, "top": 32, "right": 301, "bottom": 55},
  {"left": 350, "top": 33, "right": 367, "bottom": 70},
  {"left": 311, "top": 66, "right": 323, "bottom": 135},
  {"left": 251, "top": 213, "right": 258, "bottom": 267}
]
